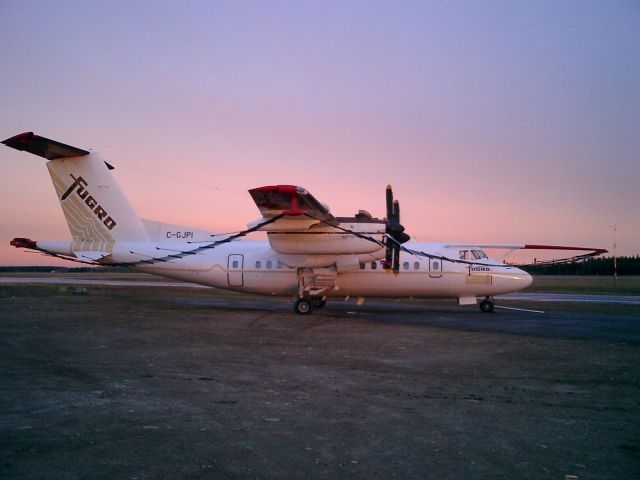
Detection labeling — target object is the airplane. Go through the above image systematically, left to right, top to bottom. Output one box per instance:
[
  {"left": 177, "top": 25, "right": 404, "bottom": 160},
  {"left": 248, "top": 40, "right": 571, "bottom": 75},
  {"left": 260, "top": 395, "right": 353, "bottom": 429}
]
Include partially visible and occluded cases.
[{"left": 2, "top": 132, "right": 607, "bottom": 314}]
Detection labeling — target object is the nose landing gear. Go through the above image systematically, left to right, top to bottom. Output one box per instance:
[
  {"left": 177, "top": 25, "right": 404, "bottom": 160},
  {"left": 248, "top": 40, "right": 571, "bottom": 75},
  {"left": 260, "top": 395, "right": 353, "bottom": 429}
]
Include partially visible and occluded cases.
[{"left": 479, "top": 297, "right": 495, "bottom": 313}]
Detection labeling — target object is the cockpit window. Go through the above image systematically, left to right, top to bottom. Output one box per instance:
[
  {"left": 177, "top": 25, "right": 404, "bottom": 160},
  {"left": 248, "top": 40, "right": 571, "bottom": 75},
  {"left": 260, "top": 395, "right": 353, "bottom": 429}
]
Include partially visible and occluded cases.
[
  {"left": 471, "top": 249, "right": 488, "bottom": 260},
  {"left": 459, "top": 250, "right": 468, "bottom": 260}
]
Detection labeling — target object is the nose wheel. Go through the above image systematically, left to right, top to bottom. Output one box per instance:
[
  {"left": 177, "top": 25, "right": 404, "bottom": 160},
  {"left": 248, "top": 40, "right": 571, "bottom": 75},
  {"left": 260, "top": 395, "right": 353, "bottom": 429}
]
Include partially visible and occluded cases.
[{"left": 479, "top": 297, "right": 494, "bottom": 313}]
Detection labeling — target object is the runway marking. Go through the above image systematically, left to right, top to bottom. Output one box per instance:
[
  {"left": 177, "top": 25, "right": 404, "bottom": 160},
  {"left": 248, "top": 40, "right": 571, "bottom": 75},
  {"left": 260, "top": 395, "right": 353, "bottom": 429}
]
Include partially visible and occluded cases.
[
  {"left": 501, "top": 293, "right": 640, "bottom": 305},
  {"left": 494, "top": 305, "right": 545, "bottom": 314}
]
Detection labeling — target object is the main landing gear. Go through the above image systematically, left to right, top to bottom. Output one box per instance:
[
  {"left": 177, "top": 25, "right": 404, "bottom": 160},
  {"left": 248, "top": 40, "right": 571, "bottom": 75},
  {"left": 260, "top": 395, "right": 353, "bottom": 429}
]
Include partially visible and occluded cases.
[
  {"left": 294, "top": 267, "right": 335, "bottom": 314},
  {"left": 293, "top": 296, "right": 327, "bottom": 314},
  {"left": 311, "top": 297, "right": 326, "bottom": 308},
  {"left": 479, "top": 297, "right": 495, "bottom": 313},
  {"left": 294, "top": 298, "right": 312, "bottom": 314}
]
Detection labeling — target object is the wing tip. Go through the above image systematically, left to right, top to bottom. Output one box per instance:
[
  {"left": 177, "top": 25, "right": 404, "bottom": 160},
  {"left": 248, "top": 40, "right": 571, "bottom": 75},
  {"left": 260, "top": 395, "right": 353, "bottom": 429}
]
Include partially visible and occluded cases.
[{"left": 524, "top": 244, "right": 608, "bottom": 254}]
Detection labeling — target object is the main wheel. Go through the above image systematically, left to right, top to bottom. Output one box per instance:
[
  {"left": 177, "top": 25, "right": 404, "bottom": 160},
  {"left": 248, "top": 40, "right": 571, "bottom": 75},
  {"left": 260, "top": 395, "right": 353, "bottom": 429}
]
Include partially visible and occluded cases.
[
  {"left": 311, "top": 297, "right": 326, "bottom": 308},
  {"left": 294, "top": 298, "right": 313, "bottom": 315},
  {"left": 479, "top": 298, "right": 494, "bottom": 313}
]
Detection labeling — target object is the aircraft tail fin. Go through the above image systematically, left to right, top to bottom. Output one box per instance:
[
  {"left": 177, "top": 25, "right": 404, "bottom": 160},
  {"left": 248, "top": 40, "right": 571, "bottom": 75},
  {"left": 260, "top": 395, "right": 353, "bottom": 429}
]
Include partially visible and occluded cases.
[{"left": 3, "top": 132, "right": 148, "bottom": 249}]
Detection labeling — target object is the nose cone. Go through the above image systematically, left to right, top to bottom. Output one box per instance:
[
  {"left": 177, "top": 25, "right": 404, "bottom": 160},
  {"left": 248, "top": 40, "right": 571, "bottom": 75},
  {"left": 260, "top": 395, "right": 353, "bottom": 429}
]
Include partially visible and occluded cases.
[
  {"left": 492, "top": 267, "right": 532, "bottom": 294},
  {"left": 514, "top": 268, "right": 533, "bottom": 291}
]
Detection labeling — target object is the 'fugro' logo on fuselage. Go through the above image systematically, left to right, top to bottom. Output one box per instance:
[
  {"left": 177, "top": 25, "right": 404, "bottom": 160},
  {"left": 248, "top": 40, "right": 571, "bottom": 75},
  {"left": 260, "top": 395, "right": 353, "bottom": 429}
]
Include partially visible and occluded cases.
[
  {"left": 61, "top": 175, "right": 117, "bottom": 230},
  {"left": 470, "top": 265, "right": 491, "bottom": 272}
]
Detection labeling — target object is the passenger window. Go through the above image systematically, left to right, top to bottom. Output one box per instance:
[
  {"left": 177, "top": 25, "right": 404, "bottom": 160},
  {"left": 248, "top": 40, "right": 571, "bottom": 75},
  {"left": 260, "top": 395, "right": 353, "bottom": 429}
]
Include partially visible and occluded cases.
[
  {"left": 232, "top": 260, "right": 239, "bottom": 268},
  {"left": 266, "top": 260, "right": 272, "bottom": 269},
  {"left": 255, "top": 261, "right": 261, "bottom": 269},
  {"left": 277, "top": 261, "right": 284, "bottom": 269},
  {"left": 371, "top": 261, "right": 377, "bottom": 270},
  {"left": 433, "top": 261, "right": 440, "bottom": 270},
  {"left": 403, "top": 262, "right": 409, "bottom": 270},
  {"left": 414, "top": 262, "right": 420, "bottom": 270},
  {"left": 360, "top": 263, "right": 365, "bottom": 270}
]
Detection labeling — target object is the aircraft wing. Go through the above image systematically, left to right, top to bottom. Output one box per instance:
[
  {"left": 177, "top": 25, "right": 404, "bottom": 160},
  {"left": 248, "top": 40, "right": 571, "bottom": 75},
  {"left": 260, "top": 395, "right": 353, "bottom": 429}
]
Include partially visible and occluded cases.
[
  {"left": 248, "top": 185, "right": 386, "bottom": 256},
  {"left": 248, "top": 185, "right": 335, "bottom": 222},
  {"left": 444, "top": 243, "right": 607, "bottom": 265},
  {"left": 445, "top": 243, "right": 607, "bottom": 254}
]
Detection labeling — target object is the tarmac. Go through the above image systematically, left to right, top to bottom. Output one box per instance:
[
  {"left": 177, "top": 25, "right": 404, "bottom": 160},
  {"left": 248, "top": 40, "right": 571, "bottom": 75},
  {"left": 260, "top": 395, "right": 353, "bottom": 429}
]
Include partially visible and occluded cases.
[
  {"left": 2, "top": 276, "right": 638, "bottom": 304},
  {"left": 1, "top": 279, "right": 639, "bottom": 479}
]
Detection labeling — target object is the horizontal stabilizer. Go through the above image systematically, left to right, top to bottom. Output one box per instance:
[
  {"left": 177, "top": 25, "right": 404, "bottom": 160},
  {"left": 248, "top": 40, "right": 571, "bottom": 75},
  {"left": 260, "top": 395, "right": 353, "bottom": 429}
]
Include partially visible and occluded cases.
[
  {"left": 2, "top": 132, "right": 115, "bottom": 169},
  {"left": 3, "top": 132, "right": 89, "bottom": 160},
  {"left": 10, "top": 237, "right": 39, "bottom": 250}
]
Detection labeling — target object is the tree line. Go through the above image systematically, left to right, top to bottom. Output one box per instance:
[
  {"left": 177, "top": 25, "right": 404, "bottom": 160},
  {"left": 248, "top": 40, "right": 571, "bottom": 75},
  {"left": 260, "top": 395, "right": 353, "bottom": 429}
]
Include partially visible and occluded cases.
[
  {"left": 518, "top": 255, "right": 640, "bottom": 275},
  {"left": 0, "top": 266, "right": 130, "bottom": 273}
]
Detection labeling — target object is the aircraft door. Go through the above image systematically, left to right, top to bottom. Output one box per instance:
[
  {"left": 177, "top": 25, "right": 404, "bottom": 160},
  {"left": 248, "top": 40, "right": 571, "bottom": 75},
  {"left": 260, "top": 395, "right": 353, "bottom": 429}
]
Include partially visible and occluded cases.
[
  {"left": 227, "top": 254, "right": 244, "bottom": 287},
  {"left": 429, "top": 258, "right": 443, "bottom": 278}
]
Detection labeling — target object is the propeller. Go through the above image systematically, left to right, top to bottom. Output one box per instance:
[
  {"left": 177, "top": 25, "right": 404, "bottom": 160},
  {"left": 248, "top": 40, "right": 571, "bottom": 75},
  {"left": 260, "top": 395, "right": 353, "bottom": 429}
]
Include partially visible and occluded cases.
[{"left": 384, "top": 185, "right": 411, "bottom": 273}]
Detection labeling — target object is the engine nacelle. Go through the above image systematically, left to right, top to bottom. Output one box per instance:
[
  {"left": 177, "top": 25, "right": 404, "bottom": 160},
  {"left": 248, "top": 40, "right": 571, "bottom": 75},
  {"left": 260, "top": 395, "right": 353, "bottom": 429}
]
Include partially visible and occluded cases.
[{"left": 267, "top": 220, "right": 385, "bottom": 255}]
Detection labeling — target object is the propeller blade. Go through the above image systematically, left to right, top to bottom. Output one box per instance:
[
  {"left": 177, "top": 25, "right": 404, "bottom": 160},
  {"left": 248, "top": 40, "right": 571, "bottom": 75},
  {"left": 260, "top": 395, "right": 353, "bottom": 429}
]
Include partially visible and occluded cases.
[
  {"left": 385, "top": 184, "right": 394, "bottom": 222},
  {"left": 384, "top": 185, "right": 394, "bottom": 269},
  {"left": 384, "top": 185, "right": 410, "bottom": 271},
  {"left": 393, "top": 198, "right": 403, "bottom": 272},
  {"left": 393, "top": 199, "right": 400, "bottom": 223},
  {"left": 393, "top": 242, "right": 400, "bottom": 273},
  {"left": 384, "top": 245, "right": 392, "bottom": 269}
]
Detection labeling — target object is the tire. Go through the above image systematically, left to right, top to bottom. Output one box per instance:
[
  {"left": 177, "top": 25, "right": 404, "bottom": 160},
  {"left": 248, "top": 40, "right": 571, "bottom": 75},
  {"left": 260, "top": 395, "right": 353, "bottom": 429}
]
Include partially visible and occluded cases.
[
  {"left": 311, "top": 297, "right": 326, "bottom": 308},
  {"left": 294, "top": 298, "right": 313, "bottom": 314},
  {"left": 479, "top": 299, "right": 494, "bottom": 313}
]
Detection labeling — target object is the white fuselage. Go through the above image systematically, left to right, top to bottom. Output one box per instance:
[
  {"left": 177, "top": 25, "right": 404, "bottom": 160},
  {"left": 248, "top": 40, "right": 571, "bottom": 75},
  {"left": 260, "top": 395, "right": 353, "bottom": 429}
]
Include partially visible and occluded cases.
[{"left": 100, "top": 239, "right": 532, "bottom": 301}]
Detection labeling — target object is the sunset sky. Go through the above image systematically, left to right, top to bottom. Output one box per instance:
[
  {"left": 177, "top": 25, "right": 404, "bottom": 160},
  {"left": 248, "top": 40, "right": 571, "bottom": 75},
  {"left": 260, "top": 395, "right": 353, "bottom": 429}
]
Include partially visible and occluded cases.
[{"left": 1, "top": 1, "right": 638, "bottom": 266}]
